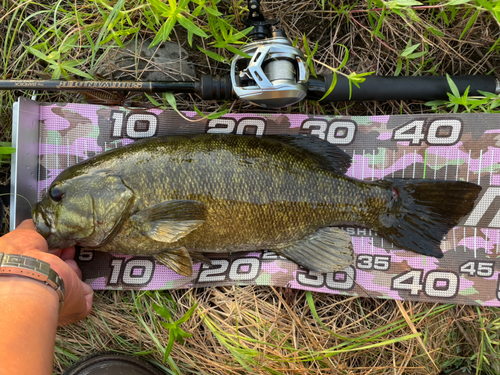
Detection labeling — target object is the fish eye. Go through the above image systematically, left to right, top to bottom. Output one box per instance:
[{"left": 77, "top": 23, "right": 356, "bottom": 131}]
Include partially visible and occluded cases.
[{"left": 49, "top": 186, "right": 64, "bottom": 202}]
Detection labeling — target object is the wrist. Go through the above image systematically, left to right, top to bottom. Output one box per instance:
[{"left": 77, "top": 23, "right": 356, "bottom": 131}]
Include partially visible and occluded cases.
[
  {"left": 0, "top": 252, "right": 65, "bottom": 314},
  {"left": 0, "top": 276, "right": 60, "bottom": 308},
  {"left": 0, "top": 276, "right": 59, "bottom": 375}
]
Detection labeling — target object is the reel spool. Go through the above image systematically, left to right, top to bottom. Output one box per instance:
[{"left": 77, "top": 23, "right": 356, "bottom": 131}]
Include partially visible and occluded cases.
[{"left": 230, "top": 33, "right": 309, "bottom": 108}]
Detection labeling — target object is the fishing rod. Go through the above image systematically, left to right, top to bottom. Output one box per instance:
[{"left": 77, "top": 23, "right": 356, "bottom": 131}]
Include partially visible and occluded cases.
[{"left": 1, "top": 0, "right": 499, "bottom": 109}]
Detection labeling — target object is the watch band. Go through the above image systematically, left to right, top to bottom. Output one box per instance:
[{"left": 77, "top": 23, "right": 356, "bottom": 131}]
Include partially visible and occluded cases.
[{"left": 0, "top": 252, "right": 65, "bottom": 314}]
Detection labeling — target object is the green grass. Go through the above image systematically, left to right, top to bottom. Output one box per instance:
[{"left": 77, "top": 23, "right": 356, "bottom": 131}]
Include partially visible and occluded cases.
[{"left": 1, "top": 0, "right": 500, "bottom": 374}]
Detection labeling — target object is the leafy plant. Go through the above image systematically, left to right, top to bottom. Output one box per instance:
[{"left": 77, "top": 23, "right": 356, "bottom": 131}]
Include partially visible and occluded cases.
[
  {"left": 94, "top": 0, "right": 141, "bottom": 47},
  {"left": 147, "top": 0, "right": 208, "bottom": 47},
  {"left": 303, "top": 35, "right": 319, "bottom": 77},
  {"left": 395, "top": 39, "right": 428, "bottom": 76},
  {"left": 26, "top": 40, "right": 93, "bottom": 80},
  {"left": 313, "top": 45, "right": 374, "bottom": 101},
  {"left": 426, "top": 74, "right": 500, "bottom": 113},
  {"left": 0, "top": 143, "right": 15, "bottom": 164},
  {"left": 153, "top": 302, "right": 198, "bottom": 362}
]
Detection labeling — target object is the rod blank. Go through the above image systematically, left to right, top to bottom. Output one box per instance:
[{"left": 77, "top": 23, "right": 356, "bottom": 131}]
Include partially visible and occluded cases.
[{"left": 307, "top": 75, "right": 498, "bottom": 103}]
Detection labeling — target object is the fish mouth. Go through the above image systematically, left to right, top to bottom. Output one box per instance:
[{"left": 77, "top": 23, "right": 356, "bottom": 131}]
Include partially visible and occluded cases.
[{"left": 32, "top": 203, "right": 52, "bottom": 239}]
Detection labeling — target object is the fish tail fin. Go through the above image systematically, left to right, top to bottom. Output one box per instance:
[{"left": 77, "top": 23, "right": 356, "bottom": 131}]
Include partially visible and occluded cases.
[{"left": 375, "top": 179, "right": 481, "bottom": 258}]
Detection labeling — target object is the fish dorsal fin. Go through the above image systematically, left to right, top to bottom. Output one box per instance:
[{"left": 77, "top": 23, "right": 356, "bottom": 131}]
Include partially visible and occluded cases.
[
  {"left": 268, "top": 135, "right": 352, "bottom": 174},
  {"left": 131, "top": 200, "right": 206, "bottom": 243},
  {"left": 276, "top": 227, "right": 353, "bottom": 273},
  {"left": 155, "top": 248, "right": 193, "bottom": 276}
]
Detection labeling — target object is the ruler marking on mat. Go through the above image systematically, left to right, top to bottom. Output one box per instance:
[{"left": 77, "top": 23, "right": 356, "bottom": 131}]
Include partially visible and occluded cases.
[
  {"left": 55, "top": 137, "right": 59, "bottom": 175},
  {"left": 66, "top": 138, "right": 70, "bottom": 170},
  {"left": 75, "top": 138, "right": 79, "bottom": 163},
  {"left": 382, "top": 148, "right": 386, "bottom": 179},
  {"left": 445, "top": 148, "right": 449, "bottom": 180},
  {"left": 490, "top": 148, "right": 495, "bottom": 186},
  {"left": 372, "top": 149, "right": 375, "bottom": 181},
  {"left": 413, "top": 149, "right": 416, "bottom": 179},
  {"left": 478, "top": 149, "right": 483, "bottom": 185},
  {"left": 351, "top": 150, "right": 356, "bottom": 179},
  {"left": 352, "top": 150, "right": 356, "bottom": 179},
  {"left": 362, "top": 150, "right": 365, "bottom": 180},
  {"left": 392, "top": 150, "right": 395, "bottom": 178},
  {"left": 402, "top": 150, "right": 406, "bottom": 179},
  {"left": 467, "top": 150, "right": 471, "bottom": 182},
  {"left": 434, "top": 152, "right": 438, "bottom": 180},
  {"left": 453, "top": 227, "right": 457, "bottom": 252},
  {"left": 464, "top": 227, "right": 467, "bottom": 252},
  {"left": 474, "top": 227, "right": 477, "bottom": 259},
  {"left": 485, "top": 228, "right": 489, "bottom": 255}
]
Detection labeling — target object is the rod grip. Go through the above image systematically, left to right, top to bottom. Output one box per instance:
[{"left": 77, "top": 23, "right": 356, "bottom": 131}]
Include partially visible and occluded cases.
[
  {"left": 199, "top": 75, "right": 233, "bottom": 100},
  {"left": 309, "top": 75, "right": 497, "bottom": 102}
]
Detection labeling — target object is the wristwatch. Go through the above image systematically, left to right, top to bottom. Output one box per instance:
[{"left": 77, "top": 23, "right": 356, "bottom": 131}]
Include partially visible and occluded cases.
[{"left": 0, "top": 252, "right": 65, "bottom": 313}]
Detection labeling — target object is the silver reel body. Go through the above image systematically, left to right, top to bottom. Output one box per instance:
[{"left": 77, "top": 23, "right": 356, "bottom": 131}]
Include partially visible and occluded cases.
[{"left": 230, "top": 36, "right": 309, "bottom": 108}]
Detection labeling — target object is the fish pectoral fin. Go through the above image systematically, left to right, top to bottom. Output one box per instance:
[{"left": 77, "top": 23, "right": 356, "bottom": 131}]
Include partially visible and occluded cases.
[
  {"left": 132, "top": 200, "right": 207, "bottom": 243},
  {"left": 147, "top": 220, "right": 204, "bottom": 243},
  {"left": 276, "top": 227, "right": 353, "bottom": 273},
  {"left": 154, "top": 247, "right": 193, "bottom": 276}
]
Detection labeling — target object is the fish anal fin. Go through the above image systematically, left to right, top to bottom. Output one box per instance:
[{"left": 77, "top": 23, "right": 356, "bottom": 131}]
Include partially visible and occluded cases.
[
  {"left": 276, "top": 227, "right": 353, "bottom": 273},
  {"left": 154, "top": 247, "right": 193, "bottom": 276},
  {"left": 188, "top": 252, "right": 212, "bottom": 266}
]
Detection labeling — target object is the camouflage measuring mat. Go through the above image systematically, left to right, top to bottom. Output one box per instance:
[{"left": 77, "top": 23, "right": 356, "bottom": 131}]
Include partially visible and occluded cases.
[{"left": 35, "top": 103, "right": 500, "bottom": 305}]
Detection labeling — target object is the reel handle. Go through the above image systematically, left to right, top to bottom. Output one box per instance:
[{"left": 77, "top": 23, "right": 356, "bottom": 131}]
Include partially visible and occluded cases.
[{"left": 308, "top": 75, "right": 499, "bottom": 103}]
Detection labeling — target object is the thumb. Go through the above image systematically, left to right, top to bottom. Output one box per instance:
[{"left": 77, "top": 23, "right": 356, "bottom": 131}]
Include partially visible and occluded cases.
[
  {"left": 16, "top": 219, "right": 37, "bottom": 231},
  {"left": 82, "top": 282, "right": 94, "bottom": 316}
]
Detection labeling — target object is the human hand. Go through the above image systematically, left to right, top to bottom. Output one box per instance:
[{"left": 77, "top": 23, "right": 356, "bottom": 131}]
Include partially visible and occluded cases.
[{"left": 0, "top": 219, "right": 93, "bottom": 326}]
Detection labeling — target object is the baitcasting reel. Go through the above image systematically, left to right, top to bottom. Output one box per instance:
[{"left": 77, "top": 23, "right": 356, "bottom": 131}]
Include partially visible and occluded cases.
[
  {"left": 230, "top": 0, "right": 309, "bottom": 108},
  {"left": 231, "top": 32, "right": 309, "bottom": 108}
]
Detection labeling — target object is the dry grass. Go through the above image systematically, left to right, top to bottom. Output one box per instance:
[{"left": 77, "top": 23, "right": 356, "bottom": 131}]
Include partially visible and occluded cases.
[
  {"left": 1, "top": 0, "right": 500, "bottom": 374},
  {"left": 53, "top": 287, "right": 500, "bottom": 374}
]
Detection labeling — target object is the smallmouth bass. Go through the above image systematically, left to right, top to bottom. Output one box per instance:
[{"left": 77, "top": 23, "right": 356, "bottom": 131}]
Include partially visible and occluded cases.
[{"left": 32, "top": 134, "right": 481, "bottom": 276}]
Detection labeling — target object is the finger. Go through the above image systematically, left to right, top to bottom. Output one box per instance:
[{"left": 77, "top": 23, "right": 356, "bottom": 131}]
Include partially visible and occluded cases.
[
  {"left": 16, "top": 219, "right": 37, "bottom": 231},
  {"left": 60, "top": 247, "right": 76, "bottom": 261},
  {"left": 64, "top": 259, "right": 83, "bottom": 280},
  {"left": 82, "top": 282, "right": 94, "bottom": 315}
]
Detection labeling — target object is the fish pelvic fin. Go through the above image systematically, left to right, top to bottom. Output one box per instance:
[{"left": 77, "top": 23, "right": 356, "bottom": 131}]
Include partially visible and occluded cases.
[
  {"left": 375, "top": 179, "right": 482, "bottom": 258},
  {"left": 131, "top": 200, "right": 206, "bottom": 243},
  {"left": 276, "top": 227, "right": 353, "bottom": 273},
  {"left": 155, "top": 247, "right": 193, "bottom": 276}
]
